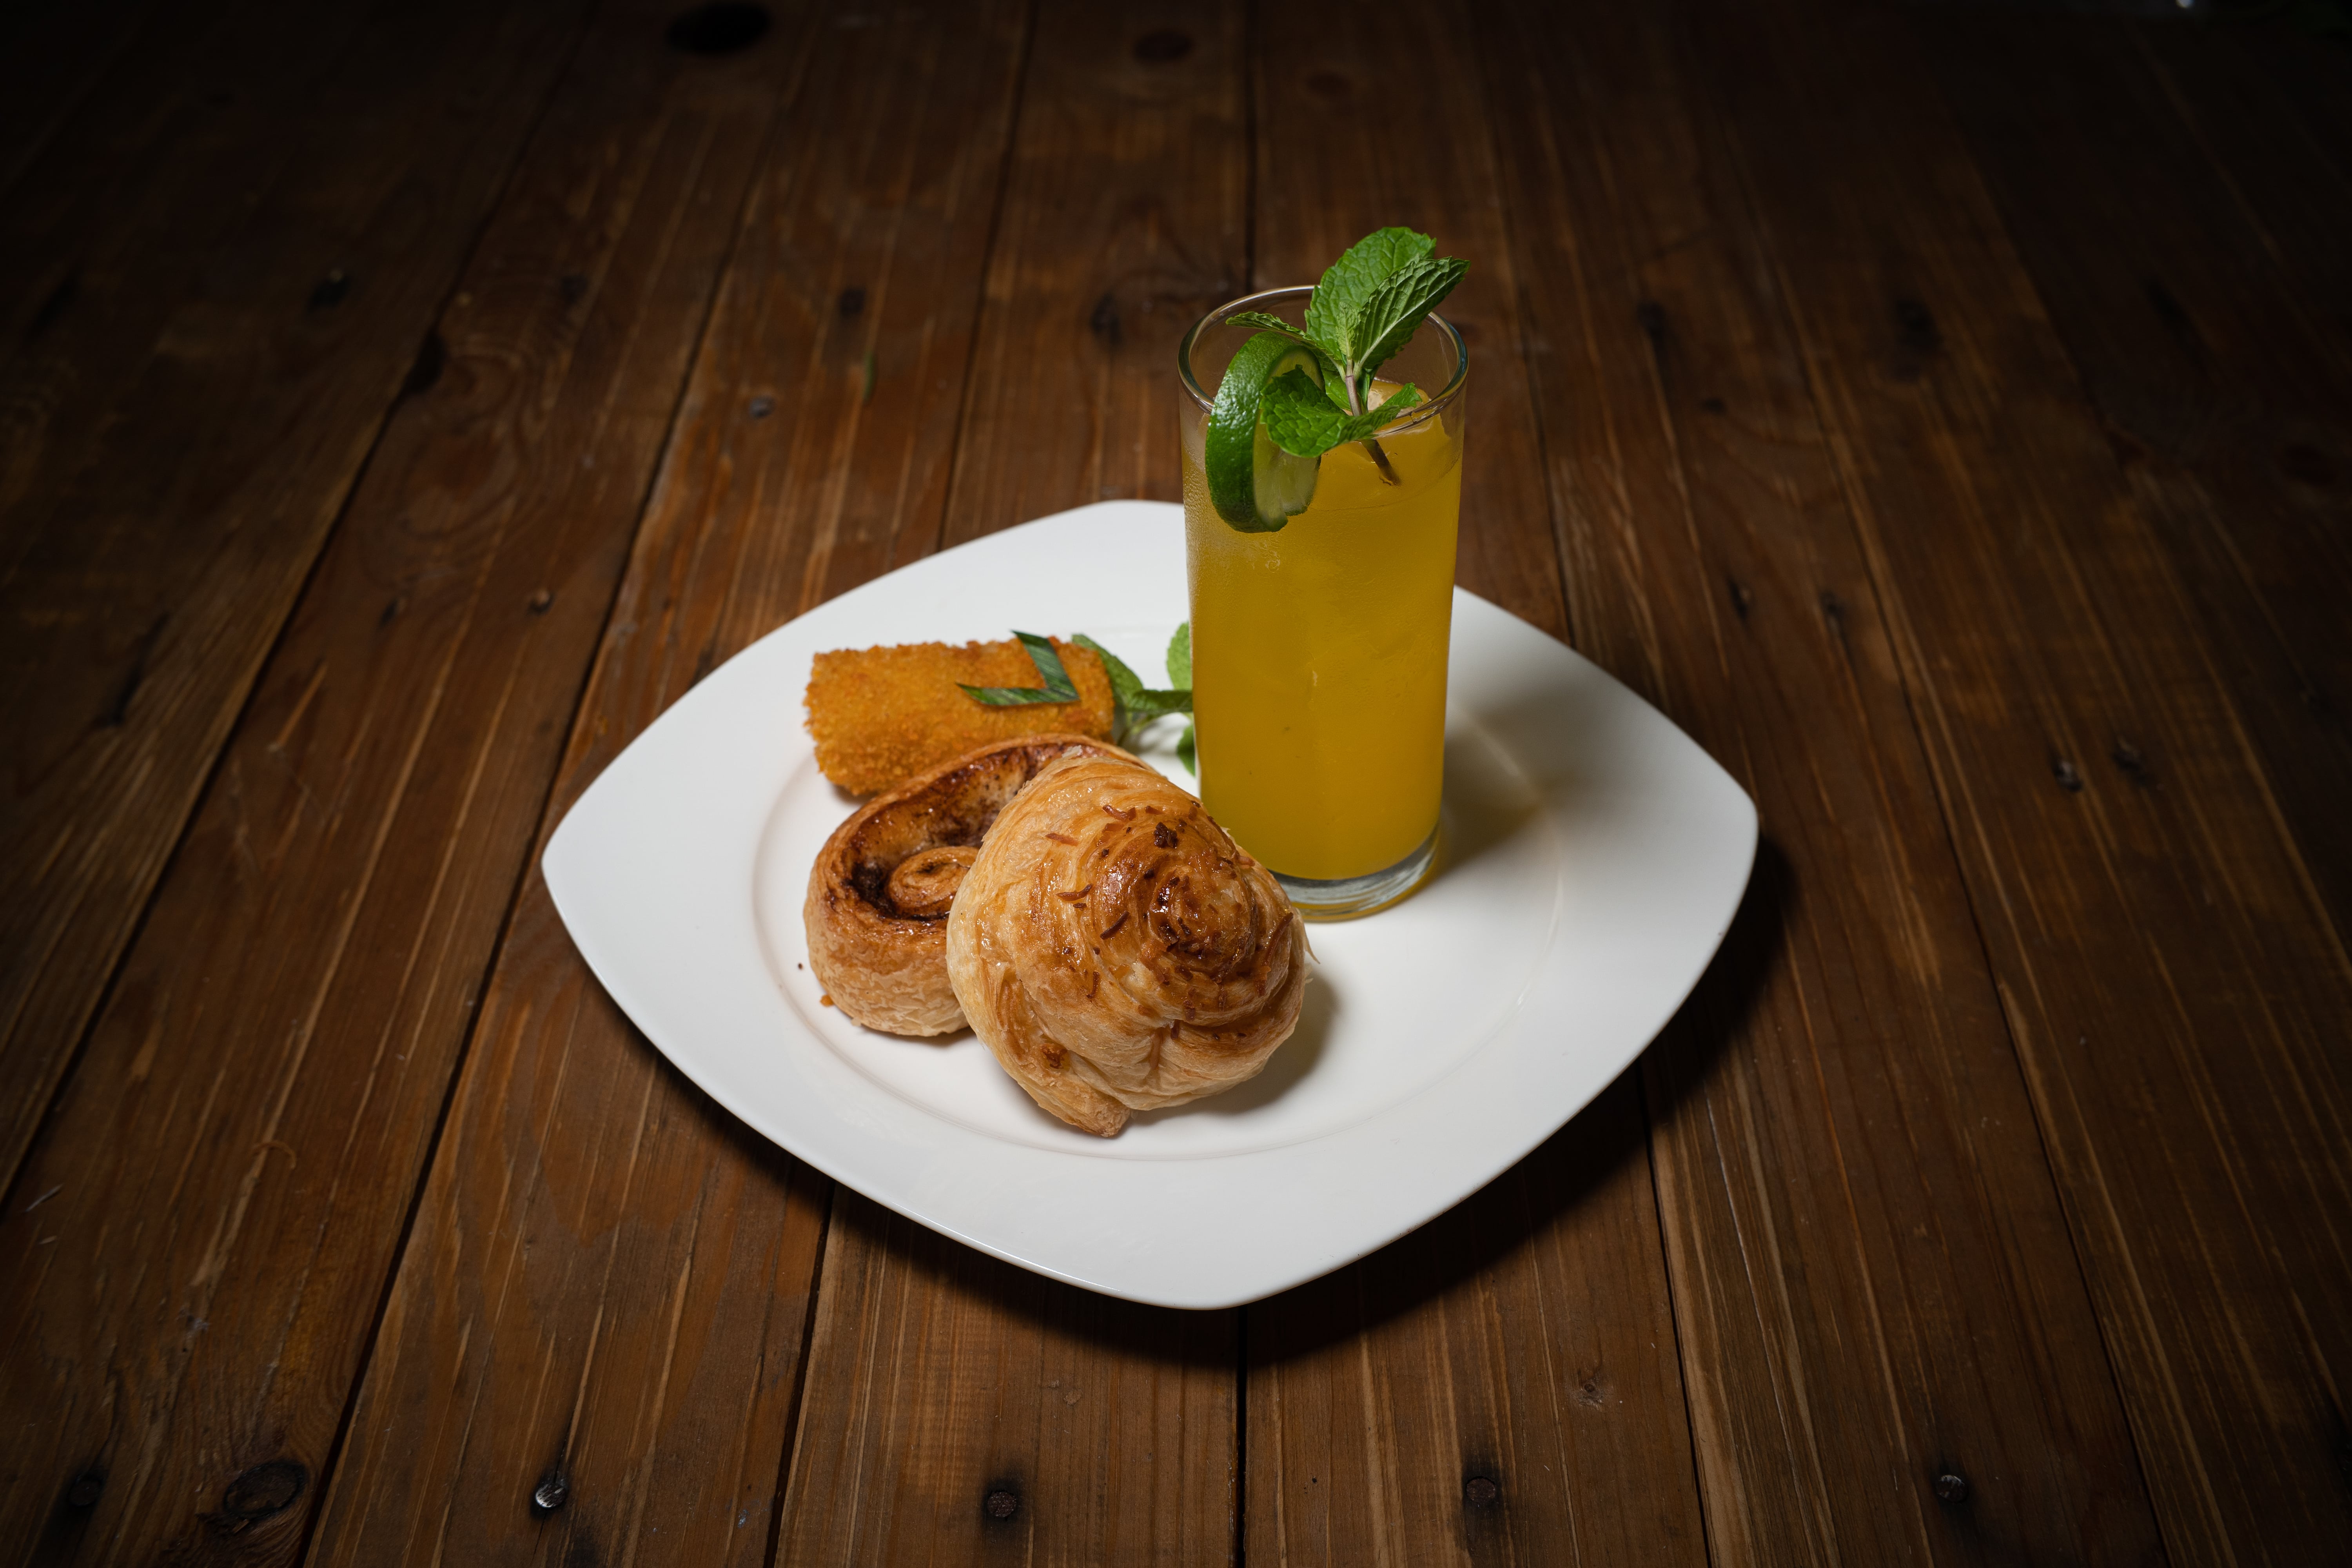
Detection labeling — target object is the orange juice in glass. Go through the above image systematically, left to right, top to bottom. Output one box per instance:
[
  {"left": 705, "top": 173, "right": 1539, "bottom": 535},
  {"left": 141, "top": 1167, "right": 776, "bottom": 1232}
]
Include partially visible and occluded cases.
[{"left": 1178, "top": 283, "right": 1468, "bottom": 918}]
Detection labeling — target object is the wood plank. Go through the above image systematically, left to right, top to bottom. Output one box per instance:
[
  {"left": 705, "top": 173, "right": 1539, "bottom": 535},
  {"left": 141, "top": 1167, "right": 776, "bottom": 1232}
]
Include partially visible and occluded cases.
[
  {"left": 0, "top": 0, "right": 592, "bottom": 1193},
  {"left": 4, "top": 0, "right": 423, "bottom": 492},
  {"left": 939, "top": 0, "right": 1248, "bottom": 542},
  {"left": 1249, "top": 0, "right": 1564, "bottom": 641},
  {"left": 1681, "top": 0, "right": 2352, "bottom": 1556},
  {"left": 305, "top": 4, "right": 1037, "bottom": 1563},
  {"left": 1475, "top": 4, "right": 2168, "bottom": 1561},
  {"left": 1920, "top": 4, "right": 2352, "bottom": 934},
  {"left": 1236, "top": 5, "right": 1703, "bottom": 1565},
  {"left": 780, "top": 6, "right": 1248, "bottom": 1562},
  {"left": 0, "top": 7, "right": 802, "bottom": 1564},
  {"left": 1248, "top": 1079, "right": 1706, "bottom": 1568},
  {"left": 781, "top": 1196, "right": 1237, "bottom": 1565}
]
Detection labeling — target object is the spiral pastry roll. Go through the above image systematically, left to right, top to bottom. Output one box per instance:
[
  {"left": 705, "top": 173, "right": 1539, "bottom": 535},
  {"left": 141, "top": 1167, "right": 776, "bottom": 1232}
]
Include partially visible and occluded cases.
[
  {"left": 805, "top": 735, "right": 1126, "bottom": 1036},
  {"left": 946, "top": 754, "right": 1308, "bottom": 1136}
]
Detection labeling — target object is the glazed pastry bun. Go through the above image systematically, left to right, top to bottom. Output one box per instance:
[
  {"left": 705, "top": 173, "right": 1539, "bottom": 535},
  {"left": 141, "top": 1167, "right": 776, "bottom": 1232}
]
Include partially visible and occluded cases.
[
  {"left": 805, "top": 735, "right": 1126, "bottom": 1036},
  {"left": 945, "top": 753, "right": 1307, "bottom": 1136}
]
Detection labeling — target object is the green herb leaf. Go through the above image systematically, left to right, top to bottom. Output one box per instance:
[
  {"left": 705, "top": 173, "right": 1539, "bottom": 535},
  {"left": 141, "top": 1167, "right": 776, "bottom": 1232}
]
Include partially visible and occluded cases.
[
  {"left": 1305, "top": 227, "right": 1435, "bottom": 362},
  {"left": 1349, "top": 256, "right": 1468, "bottom": 384},
  {"left": 1225, "top": 310, "right": 1311, "bottom": 340},
  {"left": 1221, "top": 314, "right": 1346, "bottom": 401},
  {"left": 1261, "top": 368, "right": 1351, "bottom": 457},
  {"left": 1262, "top": 370, "right": 1425, "bottom": 457},
  {"left": 1346, "top": 384, "right": 1423, "bottom": 437},
  {"left": 1166, "top": 622, "right": 1191, "bottom": 689},
  {"left": 958, "top": 629, "right": 1078, "bottom": 705},
  {"left": 1071, "top": 633, "right": 1191, "bottom": 748},
  {"left": 1071, "top": 633, "right": 1142, "bottom": 705},
  {"left": 1123, "top": 688, "right": 1192, "bottom": 722},
  {"left": 1176, "top": 722, "right": 1196, "bottom": 775}
]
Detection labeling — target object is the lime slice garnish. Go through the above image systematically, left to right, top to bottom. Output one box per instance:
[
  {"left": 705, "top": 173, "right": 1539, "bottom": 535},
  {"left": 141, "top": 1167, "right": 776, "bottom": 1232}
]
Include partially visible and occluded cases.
[{"left": 1206, "top": 331, "right": 1323, "bottom": 532}]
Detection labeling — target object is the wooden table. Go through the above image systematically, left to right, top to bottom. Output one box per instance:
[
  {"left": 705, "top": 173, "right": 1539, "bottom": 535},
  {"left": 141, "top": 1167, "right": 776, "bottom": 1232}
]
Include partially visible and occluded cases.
[{"left": 5, "top": 0, "right": 2348, "bottom": 1561}]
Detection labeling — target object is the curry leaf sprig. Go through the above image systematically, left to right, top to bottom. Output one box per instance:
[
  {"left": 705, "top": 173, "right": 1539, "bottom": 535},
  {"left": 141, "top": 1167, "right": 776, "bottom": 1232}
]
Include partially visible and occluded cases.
[
  {"left": 1228, "top": 227, "right": 1466, "bottom": 465},
  {"left": 960, "top": 627, "right": 1198, "bottom": 773}
]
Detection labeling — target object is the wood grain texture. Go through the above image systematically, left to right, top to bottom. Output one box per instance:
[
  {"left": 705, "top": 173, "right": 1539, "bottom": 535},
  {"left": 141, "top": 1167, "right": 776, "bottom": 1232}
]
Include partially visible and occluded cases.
[
  {"left": 0, "top": 0, "right": 592, "bottom": 1194},
  {"left": 940, "top": 0, "right": 1249, "bottom": 543},
  {"left": 1251, "top": 0, "right": 1565, "bottom": 641},
  {"left": 1686, "top": 0, "right": 2352, "bottom": 1556},
  {"left": 2, "top": 3, "right": 2346, "bottom": 1562},
  {"left": 306, "top": 3, "right": 1035, "bottom": 1563},
  {"left": 1236, "top": 4, "right": 1701, "bottom": 1565},
  {"left": 1467, "top": 4, "right": 2165, "bottom": 1563},
  {"left": 1922, "top": 5, "right": 2352, "bottom": 939},
  {"left": 778, "top": 6, "right": 1250, "bottom": 1561},
  {"left": 0, "top": 7, "right": 797, "bottom": 1563},
  {"left": 1248, "top": 1078, "right": 1706, "bottom": 1568},
  {"left": 780, "top": 1196, "right": 1237, "bottom": 1566}
]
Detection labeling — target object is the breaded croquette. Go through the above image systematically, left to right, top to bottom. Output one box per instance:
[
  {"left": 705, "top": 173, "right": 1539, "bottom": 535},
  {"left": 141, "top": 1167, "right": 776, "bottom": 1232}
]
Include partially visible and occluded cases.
[{"left": 806, "top": 638, "right": 1116, "bottom": 795}]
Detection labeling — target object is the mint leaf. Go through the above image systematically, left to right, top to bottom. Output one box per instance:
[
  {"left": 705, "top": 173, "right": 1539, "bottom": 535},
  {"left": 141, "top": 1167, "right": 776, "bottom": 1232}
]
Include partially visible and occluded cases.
[
  {"left": 1305, "top": 227, "right": 1433, "bottom": 361},
  {"left": 1349, "top": 256, "right": 1468, "bottom": 383},
  {"left": 1225, "top": 310, "right": 1310, "bottom": 339},
  {"left": 1261, "top": 367, "right": 1351, "bottom": 457},
  {"left": 1263, "top": 370, "right": 1424, "bottom": 456},
  {"left": 1339, "top": 384, "right": 1423, "bottom": 441},
  {"left": 1166, "top": 622, "right": 1191, "bottom": 689},
  {"left": 959, "top": 629, "right": 1079, "bottom": 705},
  {"left": 1070, "top": 633, "right": 1142, "bottom": 705},
  {"left": 1071, "top": 633, "right": 1190, "bottom": 747},
  {"left": 1123, "top": 688, "right": 1191, "bottom": 721},
  {"left": 1176, "top": 722, "right": 1196, "bottom": 776}
]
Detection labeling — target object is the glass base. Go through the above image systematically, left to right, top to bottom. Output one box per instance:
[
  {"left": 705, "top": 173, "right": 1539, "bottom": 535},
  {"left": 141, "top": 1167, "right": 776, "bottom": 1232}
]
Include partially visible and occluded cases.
[{"left": 1272, "top": 827, "right": 1439, "bottom": 922}]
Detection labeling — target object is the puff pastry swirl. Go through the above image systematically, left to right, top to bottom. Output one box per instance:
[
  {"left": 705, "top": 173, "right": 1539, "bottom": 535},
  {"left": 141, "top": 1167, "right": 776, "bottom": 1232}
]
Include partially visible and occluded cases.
[
  {"left": 804, "top": 735, "right": 1124, "bottom": 1036},
  {"left": 946, "top": 754, "right": 1307, "bottom": 1136}
]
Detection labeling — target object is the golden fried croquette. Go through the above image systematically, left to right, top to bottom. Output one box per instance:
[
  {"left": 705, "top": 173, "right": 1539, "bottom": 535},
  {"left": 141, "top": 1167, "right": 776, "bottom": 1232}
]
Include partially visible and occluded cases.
[{"left": 806, "top": 638, "right": 1116, "bottom": 795}]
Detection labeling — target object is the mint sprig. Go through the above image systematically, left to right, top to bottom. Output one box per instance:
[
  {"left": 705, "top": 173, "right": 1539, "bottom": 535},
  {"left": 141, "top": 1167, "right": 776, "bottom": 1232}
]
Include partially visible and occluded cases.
[
  {"left": 1225, "top": 226, "right": 1465, "bottom": 472},
  {"left": 961, "top": 628, "right": 1197, "bottom": 770}
]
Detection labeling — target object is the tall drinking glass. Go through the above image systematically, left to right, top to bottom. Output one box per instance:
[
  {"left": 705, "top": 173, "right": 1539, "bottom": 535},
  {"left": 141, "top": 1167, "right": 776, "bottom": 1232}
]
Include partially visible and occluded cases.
[{"left": 1177, "top": 286, "right": 1469, "bottom": 918}]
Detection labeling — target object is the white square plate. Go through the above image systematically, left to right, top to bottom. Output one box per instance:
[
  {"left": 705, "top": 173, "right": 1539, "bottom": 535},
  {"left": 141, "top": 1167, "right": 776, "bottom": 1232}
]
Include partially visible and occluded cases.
[{"left": 543, "top": 501, "right": 1755, "bottom": 1308}]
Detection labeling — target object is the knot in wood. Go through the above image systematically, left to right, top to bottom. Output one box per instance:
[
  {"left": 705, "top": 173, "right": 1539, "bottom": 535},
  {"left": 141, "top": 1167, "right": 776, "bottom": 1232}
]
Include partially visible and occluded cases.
[
  {"left": 1134, "top": 29, "right": 1192, "bottom": 62},
  {"left": 221, "top": 1459, "right": 307, "bottom": 1521},
  {"left": 1934, "top": 1472, "right": 1968, "bottom": 1503},
  {"left": 65, "top": 1474, "right": 103, "bottom": 1509},
  {"left": 1463, "top": 1475, "right": 1500, "bottom": 1508},
  {"left": 533, "top": 1476, "right": 570, "bottom": 1512},
  {"left": 984, "top": 1488, "right": 1019, "bottom": 1520}
]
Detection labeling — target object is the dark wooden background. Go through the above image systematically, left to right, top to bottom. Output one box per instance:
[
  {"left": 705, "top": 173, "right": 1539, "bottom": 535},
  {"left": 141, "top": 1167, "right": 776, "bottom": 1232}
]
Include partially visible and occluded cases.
[{"left": 4, "top": 0, "right": 2349, "bottom": 1561}]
